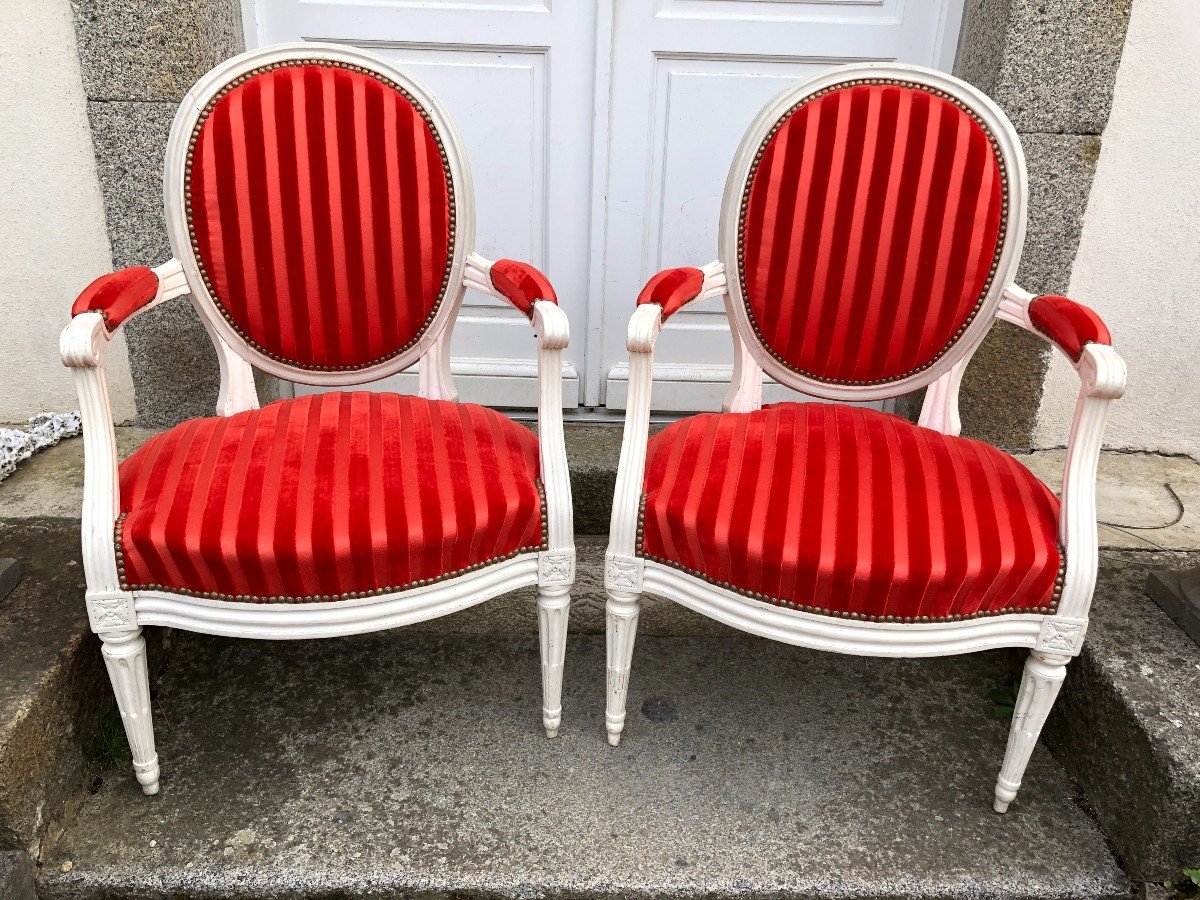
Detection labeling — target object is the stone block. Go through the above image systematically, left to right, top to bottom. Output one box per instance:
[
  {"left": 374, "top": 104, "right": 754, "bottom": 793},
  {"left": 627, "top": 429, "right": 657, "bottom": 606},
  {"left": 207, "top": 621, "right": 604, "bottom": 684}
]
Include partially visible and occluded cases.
[
  {"left": 71, "top": 0, "right": 243, "bottom": 103},
  {"left": 991, "top": 0, "right": 1131, "bottom": 135}
]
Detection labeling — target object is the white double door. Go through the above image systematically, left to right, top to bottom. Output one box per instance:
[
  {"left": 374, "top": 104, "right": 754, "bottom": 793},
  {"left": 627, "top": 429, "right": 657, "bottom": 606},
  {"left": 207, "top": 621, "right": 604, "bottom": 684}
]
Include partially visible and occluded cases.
[{"left": 249, "top": 0, "right": 964, "bottom": 412}]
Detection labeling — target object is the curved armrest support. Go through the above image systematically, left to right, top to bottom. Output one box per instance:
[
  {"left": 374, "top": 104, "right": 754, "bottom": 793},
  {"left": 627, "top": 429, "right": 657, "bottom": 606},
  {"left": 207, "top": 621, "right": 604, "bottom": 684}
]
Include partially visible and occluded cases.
[
  {"left": 1000, "top": 284, "right": 1127, "bottom": 626},
  {"left": 530, "top": 300, "right": 573, "bottom": 561},
  {"left": 605, "top": 304, "right": 665, "bottom": 589}
]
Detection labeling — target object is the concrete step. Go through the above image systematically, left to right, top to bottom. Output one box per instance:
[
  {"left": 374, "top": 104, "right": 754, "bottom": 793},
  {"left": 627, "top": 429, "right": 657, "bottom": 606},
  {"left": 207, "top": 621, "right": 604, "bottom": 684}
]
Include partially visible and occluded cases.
[{"left": 41, "top": 630, "right": 1126, "bottom": 900}]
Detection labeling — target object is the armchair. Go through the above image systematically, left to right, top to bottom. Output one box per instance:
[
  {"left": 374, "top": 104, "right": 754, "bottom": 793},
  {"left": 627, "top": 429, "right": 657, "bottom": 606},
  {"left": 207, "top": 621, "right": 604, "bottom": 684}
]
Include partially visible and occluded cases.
[
  {"left": 61, "top": 43, "right": 574, "bottom": 795},
  {"left": 604, "top": 63, "right": 1125, "bottom": 813}
]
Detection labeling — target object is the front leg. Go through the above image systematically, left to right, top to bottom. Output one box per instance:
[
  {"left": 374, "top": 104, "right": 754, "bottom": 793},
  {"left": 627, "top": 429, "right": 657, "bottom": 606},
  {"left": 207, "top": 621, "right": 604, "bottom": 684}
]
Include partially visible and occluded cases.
[
  {"left": 537, "top": 587, "right": 570, "bottom": 738},
  {"left": 101, "top": 628, "right": 160, "bottom": 795},
  {"left": 994, "top": 652, "right": 1068, "bottom": 812}
]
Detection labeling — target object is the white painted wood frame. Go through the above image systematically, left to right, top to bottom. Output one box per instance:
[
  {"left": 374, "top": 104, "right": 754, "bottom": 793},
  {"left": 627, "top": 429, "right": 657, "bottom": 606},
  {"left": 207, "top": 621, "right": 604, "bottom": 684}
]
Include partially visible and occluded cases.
[
  {"left": 60, "top": 43, "right": 575, "bottom": 795},
  {"left": 603, "top": 62, "right": 1127, "bottom": 814}
]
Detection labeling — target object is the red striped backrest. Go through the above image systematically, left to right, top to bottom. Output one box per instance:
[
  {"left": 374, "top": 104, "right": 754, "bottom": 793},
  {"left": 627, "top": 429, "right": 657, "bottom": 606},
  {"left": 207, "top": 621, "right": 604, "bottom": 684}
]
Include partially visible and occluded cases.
[
  {"left": 184, "top": 57, "right": 455, "bottom": 373},
  {"left": 733, "top": 76, "right": 1011, "bottom": 388}
]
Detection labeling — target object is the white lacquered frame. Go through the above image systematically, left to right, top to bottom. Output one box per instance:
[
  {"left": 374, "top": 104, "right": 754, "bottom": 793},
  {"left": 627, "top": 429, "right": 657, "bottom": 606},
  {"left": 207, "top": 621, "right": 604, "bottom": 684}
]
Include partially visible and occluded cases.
[
  {"left": 60, "top": 43, "right": 574, "bottom": 796},
  {"left": 604, "top": 62, "right": 1126, "bottom": 815}
]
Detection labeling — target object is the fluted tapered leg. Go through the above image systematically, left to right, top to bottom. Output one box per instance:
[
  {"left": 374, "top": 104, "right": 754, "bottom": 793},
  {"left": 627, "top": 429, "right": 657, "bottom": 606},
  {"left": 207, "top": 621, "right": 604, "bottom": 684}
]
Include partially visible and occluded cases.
[
  {"left": 537, "top": 590, "right": 570, "bottom": 738},
  {"left": 605, "top": 594, "right": 640, "bottom": 746},
  {"left": 101, "top": 628, "right": 159, "bottom": 795},
  {"left": 994, "top": 652, "right": 1068, "bottom": 813}
]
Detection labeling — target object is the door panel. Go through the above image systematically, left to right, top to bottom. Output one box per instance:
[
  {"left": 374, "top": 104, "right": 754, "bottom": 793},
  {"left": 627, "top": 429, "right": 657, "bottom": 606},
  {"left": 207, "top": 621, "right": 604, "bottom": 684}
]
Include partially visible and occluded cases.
[
  {"left": 599, "top": 0, "right": 964, "bottom": 411},
  {"left": 249, "top": 2, "right": 595, "bottom": 407}
]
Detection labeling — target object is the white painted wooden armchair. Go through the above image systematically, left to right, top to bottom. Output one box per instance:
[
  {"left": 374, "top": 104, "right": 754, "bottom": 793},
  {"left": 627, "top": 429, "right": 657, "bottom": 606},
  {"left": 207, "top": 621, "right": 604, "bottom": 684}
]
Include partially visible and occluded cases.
[
  {"left": 60, "top": 43, "right": 574, "bottom": 795},
  {"left": 604, "top": 63, "right": 1125, "bottom": 812}
]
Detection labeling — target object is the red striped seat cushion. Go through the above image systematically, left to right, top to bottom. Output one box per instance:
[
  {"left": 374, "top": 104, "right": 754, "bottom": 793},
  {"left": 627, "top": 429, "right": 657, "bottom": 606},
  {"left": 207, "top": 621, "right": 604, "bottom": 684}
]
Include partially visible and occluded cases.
[
  {"left": 187, "top": 60, "right": 453, "bottom": 372},
  {"left": 738, "top": 80, "right": 1006, "bottom": 385},
  {"left": 116, "top": 393, "right": 544, "bottom": 602},
  {"left": 640, "top": 404, "right": 1062, "bottom": 622}
]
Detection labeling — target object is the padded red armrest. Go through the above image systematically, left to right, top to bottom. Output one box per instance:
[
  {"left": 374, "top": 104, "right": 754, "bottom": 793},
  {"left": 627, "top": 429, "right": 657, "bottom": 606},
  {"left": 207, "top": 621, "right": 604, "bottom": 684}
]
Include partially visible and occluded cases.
[
  {"left": 489, "top": 259, "right": 557, "bottom": 318},
  {"left": 71, "top": 266, "right": 159, "bottom": 329},
  {"left": 636, "top": 267, "right": 705, "bottom": 321},
  {"left": 1028, "top": 294, "right": 1112, "bottom": 362}
]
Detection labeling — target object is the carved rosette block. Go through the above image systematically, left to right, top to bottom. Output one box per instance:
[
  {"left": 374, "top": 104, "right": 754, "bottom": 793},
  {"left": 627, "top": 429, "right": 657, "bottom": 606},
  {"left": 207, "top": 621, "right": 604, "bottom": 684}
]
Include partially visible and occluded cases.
[
  {"left": 538, "top": 550, "right": 575, "bottom": 589},
  {"left": 605, "top": 553, "right": 643, "bottom": 594},
  {"left": 86, "top": 593, "right": 137, "bottom": 633},
  {"left": 1035, "top": 616, "right": 1087, "bottom": 656}
]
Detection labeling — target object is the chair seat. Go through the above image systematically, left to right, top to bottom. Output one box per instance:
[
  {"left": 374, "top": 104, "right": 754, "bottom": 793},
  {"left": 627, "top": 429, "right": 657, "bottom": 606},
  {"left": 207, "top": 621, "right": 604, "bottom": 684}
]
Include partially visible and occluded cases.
[
  {"left": 116, "top": 392, "right": 545, "bottom": 602},
  {"left": 639, "top": 403, "right": 1062, "bottom": 622}
]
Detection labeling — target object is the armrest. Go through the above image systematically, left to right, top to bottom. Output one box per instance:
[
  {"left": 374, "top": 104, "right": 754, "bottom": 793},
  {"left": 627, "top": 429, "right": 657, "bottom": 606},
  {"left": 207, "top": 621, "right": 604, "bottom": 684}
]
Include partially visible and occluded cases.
[
  {"left": 465, "top": 253, "right": 557, "bottom": 319},
  {"left": 61, "top": 259, "right": 187, "bottom": 605},
  {"left": 70, "top": 259, "right": 188, "bottom": 334},
  {"left": 608, "top": 261, "right": 729, "bottom": 570},
  {"left": 636, "top": 262, "right": 727, "bottom": 321},
  {"left": 71, "top": 267, "right": 157, "bottom": 329},
  {"left": 999, "top": 283, "right": 1126, "bottom": 628},
  {"left": 998, "top": 285, "right": 1113, "bottom": 363},
  {"left": 1029, "top": 295, "right": 1112, "bottom": 362}
]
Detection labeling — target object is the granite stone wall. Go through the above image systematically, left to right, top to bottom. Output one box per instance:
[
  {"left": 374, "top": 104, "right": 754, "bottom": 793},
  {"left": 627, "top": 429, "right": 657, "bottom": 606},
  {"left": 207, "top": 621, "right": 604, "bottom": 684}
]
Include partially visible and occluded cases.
[
  {"left": 70, "top": 0, "right": 280, "bottom": 426},
  {"left": 939, "top": 0, "right": 1131, "bottom": 448}
]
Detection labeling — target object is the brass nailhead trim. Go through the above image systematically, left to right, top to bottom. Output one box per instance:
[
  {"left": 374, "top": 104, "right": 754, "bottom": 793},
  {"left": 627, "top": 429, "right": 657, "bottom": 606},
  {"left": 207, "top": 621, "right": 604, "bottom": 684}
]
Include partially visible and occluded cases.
[
  {"left": 184, "top": 58, "right": 457, "bottom": 373},
  {"left": 735, "top": 78, "right": 1011, "bottom": 387},
  {"left": 115, "top": 481, "right": 549, "bottom": 604},
  {"left": 634, "top": 492, "right": 1066, "bottom": 622}
]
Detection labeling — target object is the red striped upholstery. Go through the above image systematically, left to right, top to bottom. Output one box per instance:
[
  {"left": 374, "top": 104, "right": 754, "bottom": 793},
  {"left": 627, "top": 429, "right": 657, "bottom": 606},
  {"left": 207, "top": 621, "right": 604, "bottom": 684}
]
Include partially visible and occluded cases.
[
  {"left": 187, "top": 61, "right": 453, "bottom": 372},
  {"left": 739, "top": 81, "right": 1006, "bottom": 385},
  {"left": 489, "top": 259, "right": 557, "bottom": 318},
  {"left": 72, "top": 267, "right": 159, "bottom": 329},
  {"left": 637, "top": 267, "right": 705, "bottom": 321},
  {"left": 1029, "top": 294, "right": 1112, "bottom": 362},
  {"left": 116, "top": 392, "right": 544, "bottom": 602},
  {"left": 640, "top": 403, "right": 1062, "bottom": 621}
]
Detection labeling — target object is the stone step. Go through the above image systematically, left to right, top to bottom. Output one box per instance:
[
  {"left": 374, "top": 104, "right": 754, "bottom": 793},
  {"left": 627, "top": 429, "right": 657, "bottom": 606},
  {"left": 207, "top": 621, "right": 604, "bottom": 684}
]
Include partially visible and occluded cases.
[
  {"left": 4, "top": 429, "right": 1199, "bottom": 888},
  {"left": 0, "top": 523, "right": 100, "bottom": 860},
  {"left": 0, "top": 523, "right": 168, "bottom": 882},
  {"left": 1044, "top": 551, "right": 1200, "bottom": 881},
  {"left": 41, "top": 630, "right": 1126, "bottom": 900}
]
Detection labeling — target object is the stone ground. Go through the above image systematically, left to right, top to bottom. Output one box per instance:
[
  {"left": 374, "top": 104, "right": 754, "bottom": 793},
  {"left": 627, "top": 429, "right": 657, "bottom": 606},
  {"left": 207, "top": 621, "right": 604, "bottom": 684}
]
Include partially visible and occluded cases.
[
  {"left": 3, "top": 430, "right": 1199, "bottom": 896},
  {"left": 42, "top": 631, "right": 1125, "bottom": 900}
]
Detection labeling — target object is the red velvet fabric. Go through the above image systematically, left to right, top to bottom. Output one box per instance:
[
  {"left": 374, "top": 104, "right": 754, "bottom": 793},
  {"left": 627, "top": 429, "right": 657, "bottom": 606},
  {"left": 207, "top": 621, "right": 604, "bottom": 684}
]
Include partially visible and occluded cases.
[
  {"left": 188, "top": 62, "right": 452, "bottom": 371},
  {"left": 740, "top": 82, "right": 1005, "bottom": 384},
  {"left": 489, "top": 259, "right": 557, "bottom": 318},
  {"left": 71, "top": 267, "right": 159, "bottom": 329},
  {"left": 637, "top": 267, "right": 705, "bottom": 321},
  {"left": 1028, "top": 294, "right": 1112, "bottom": 362},
  {"left": 116, "top": 392, "right": 544, "bottom": 602},
  {"left": 640, "top": 403, "right": 1062, "bottom": 621}
]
